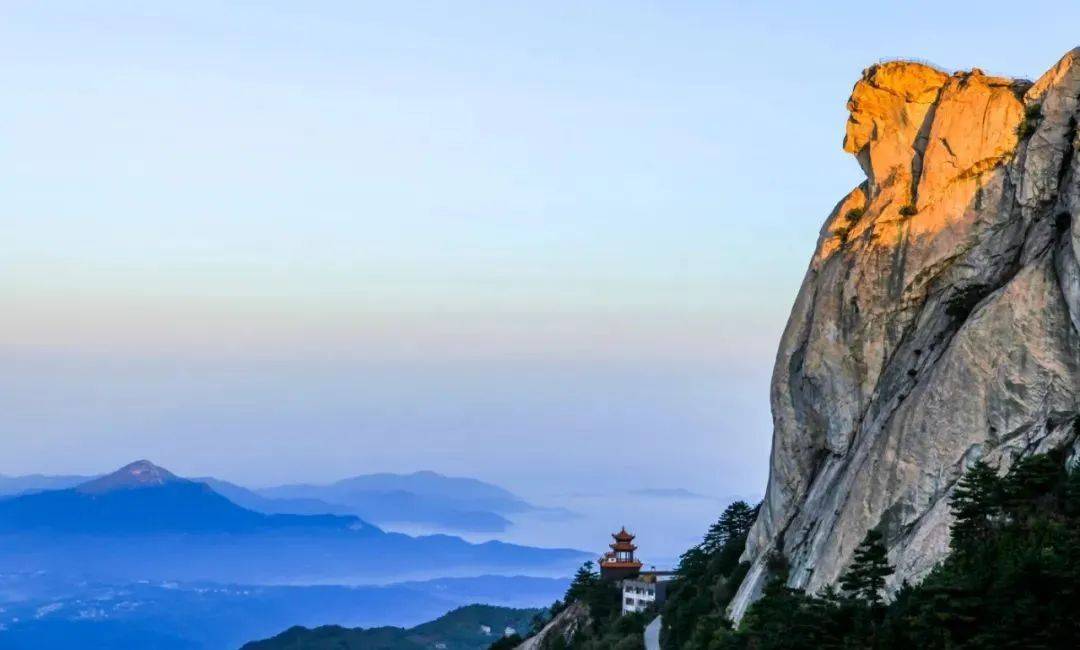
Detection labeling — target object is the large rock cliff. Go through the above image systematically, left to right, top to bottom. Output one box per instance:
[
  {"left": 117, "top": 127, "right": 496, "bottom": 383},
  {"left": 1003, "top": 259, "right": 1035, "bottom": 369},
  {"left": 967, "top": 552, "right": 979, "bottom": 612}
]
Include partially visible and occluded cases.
[{"left": 730, "top": 50, "right": 1080, "bottom": 620}]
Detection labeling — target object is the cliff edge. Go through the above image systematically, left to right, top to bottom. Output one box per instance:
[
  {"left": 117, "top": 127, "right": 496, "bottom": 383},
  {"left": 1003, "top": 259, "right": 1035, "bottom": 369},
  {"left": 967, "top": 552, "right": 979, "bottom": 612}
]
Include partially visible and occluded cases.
[{"left": 731, "top": 49, "right": 1080, "bottom": 620}]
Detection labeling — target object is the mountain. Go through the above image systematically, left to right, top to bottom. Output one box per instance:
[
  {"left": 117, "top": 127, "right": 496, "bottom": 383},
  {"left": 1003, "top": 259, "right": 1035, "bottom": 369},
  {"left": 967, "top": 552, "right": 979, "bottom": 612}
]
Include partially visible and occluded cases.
[
  {"left": 731, "top": 50, "right": 1080, "bottom": 619},
  {"left": 0, "top": 460, "right": 366, "bottom": 534},
  {"left": 0, "top": 460, "right": 587, "bottom": 585},
  {"left": 0, "top": 468, "right": 531, "bottom": 533},
  {"left": 262, "top": 470, "right": 532, "bottom": 512},
  {"left": 258, "top": 471, "right": 536, "bottom": 532},
  {"left": 0, "top": 473, "right": 95, "bottom": 496},
  {"left": 194, "top": 476, "right": 354, "bottom": 517},
  {"left": 267, "top": 488, "right": 514, "bottom": 532},
  {"left": 631, "top": 488, "right": 713, "bottom": 500},
  {"left": 242, "top": 604, "right": 538, "bottom": 650}
]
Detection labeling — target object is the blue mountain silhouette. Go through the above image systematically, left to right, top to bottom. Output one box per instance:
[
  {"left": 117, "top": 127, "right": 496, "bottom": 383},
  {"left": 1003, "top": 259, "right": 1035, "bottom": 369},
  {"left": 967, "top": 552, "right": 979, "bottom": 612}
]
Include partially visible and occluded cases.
[
  {"left": 0, "top": 460, "right": 369, "bottom": 534},
  {"left": 0, "top": 460, "right": 586, "bottom": 585}
]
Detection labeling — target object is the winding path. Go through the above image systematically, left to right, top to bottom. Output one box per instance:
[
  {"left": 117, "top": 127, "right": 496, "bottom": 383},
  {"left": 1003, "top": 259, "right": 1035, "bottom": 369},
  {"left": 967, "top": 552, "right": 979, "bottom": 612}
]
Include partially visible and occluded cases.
[{"left": 644, "top": 615, "right": 661, "bottom": 650}]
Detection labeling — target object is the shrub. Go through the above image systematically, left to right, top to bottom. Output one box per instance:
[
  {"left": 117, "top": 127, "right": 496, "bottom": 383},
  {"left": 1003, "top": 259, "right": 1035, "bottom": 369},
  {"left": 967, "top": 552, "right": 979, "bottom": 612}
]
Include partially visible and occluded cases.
[
  {"left": 1017, "top": 103, "right": 1042, "bottom": 139},
  {"left": 898, "top": 204, "right": 918, "bottom": 217},
  {"left": 845, "top": 207, "right": 866, "bottom": 223},
  {"left": 487, "top": 634, "right": 523, "bottom": 649}
]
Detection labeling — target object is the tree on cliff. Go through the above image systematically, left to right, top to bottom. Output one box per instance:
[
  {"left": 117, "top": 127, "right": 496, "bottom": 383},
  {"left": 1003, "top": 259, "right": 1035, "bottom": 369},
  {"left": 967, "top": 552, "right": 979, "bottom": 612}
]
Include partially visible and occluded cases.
[
  {"left": 674, "top": 452, "right": 1080, "bottom": 649},
  {"left": 948, "top": 460, "right": 1001, "bottom": 549},
  {"left": 661, "top": 501, "right": 759, "bottom": 648},
  {"left": 701, "top": 501, "right": 757, "bottom": 555},
  {"left": 839, "top": 529, "right": 893, "bottom": 604},
  {"left": 565, "top": 561, "right": 600, "bottom": 602}
]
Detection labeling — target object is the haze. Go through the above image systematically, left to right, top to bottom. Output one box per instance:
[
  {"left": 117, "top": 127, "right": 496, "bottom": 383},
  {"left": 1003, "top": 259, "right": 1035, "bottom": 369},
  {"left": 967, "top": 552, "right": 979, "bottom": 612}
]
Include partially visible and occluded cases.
[{"left": 5, "top": 1, "right": 1080, "bottom": 505}]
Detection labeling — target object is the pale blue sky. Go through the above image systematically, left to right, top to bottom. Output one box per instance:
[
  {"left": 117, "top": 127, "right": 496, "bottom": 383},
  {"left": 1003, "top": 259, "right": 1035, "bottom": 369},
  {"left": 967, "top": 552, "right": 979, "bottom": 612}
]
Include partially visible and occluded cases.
[{"left": 4, "top": 2, "right": 1079, "bottom": 502}]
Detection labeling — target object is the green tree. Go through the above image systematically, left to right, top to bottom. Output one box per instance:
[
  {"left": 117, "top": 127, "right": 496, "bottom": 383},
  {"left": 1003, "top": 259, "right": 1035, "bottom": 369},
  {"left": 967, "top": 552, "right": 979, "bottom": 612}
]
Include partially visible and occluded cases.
[
  {"left": 675, "top": 452, "right": 1080, "bottom": 650},
  {"left": 1001, "top": 453, "right": 1060, "bottom": 515},
  {"left": 948, "top": 460, "right": 1001, "bottom": 549},
  {"left": 1064, "top": 465, "right": 1080, "bottom": 516},
  {"left": 663, "top": 501, "right": 760, "bottom": 649},
  {"left": 701, "top": 501, "right": 757, "bottom": 555},
  {"left": 839, "top": 529, "right": 894, "bottom": 604},
  {"left": 565, "top": 561, "right": 599, "bottom": 602},
  {"left": 529, "top": 608, "right": 553, "bottom": 636},
  {"left": 487, "top": 634, "right": 523, "bottom": 649}
]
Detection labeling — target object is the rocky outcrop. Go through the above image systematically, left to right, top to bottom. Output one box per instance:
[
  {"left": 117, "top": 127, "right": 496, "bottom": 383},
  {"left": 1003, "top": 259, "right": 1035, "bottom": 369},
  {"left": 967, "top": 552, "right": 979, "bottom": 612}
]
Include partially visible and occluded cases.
[
  {"left": 730, "top": 50, "right": 1080, "bottom": 621},
  {"left": 516, "top": 602, "right": 590, "bottom": 650}
]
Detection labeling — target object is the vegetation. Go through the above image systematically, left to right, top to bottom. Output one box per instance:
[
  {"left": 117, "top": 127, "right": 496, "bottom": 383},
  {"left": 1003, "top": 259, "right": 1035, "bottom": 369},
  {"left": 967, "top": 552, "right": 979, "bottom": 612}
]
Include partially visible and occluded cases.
[
  {"left": 1017, "top": 102, "right": 1042, "bottom": 139},
  {"left": 898, "top": 203, "right": 918, "bottom": 217},
  {"left": 835, "top": 206, "right": 866, "bottom": 243},
  {"left": 844, "top": 206, "right": 865, "bottom": 223},
  {"left": 944, "top": 284, "right": 990, "bottom": 320},
  {"left": 518, "top": 449, "right": 1080, "bottom": 649},
  {"left": 658, "top": 450, "right": 1080, "bottom": 649},
  {"left": 660, "top": 501, "right": 758, "bottom": 648},
  {"left": 523, "top": 502, "right": 759, "bottom": 649},
  {"left": 838, "top": 529, "right": 893, "bottom": 604},
  {"left": 521, "top": 560, "right": 646, "bottom": 649},
  {"left": 242, "top": 604, "right": 541, "bottom": 650},
  {"left": 487, "top": 634, "right": 523, "bottom": 649}
]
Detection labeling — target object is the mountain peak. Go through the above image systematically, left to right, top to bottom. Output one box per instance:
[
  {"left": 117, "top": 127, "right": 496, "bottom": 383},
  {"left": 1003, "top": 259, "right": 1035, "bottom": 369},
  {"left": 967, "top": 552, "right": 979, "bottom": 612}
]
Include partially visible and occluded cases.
[
  {"left": 729, "top": 47, "right": 1080, "bottom": 621},
  {"left": 77, "top": 460, "right": 182, "bottom": 494}
]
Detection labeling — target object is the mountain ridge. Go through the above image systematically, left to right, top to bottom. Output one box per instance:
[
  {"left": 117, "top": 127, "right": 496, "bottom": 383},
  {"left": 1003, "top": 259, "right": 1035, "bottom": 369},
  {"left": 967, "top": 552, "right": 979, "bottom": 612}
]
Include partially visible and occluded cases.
[
  {"left": 77, "top": 459, "right": 181, "bottom": 494},
  {"left": 0, "top": 460, "right": 370, "bottom": 535},
  {"left": 0, "top": 460, "right": 587, "bottom": 585},
  {"left": 0, "top": 464, "right": 544, "bottom": 533},
  {"left": 241, "top": 603, "right": 538, "bottom": 650}
]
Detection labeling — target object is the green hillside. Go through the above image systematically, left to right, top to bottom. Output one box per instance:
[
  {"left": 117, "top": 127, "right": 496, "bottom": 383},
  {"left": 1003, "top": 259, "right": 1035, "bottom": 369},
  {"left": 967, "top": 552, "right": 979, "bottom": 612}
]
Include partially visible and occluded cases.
[{"left": 241, "top": 604, "right": 539, "bottom": 650}]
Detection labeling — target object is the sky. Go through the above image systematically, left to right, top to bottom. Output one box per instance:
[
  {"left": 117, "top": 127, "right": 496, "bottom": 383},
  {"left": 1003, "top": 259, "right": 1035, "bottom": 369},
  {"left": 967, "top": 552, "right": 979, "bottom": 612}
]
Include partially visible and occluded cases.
[{"left": 5, "top": 1, "right": 1080, "bottom": 508}]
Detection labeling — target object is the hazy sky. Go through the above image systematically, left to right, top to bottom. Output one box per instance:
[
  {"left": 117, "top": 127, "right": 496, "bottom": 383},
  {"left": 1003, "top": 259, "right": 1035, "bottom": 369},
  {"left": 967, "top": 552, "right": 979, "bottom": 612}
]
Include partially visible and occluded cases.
[{"left": 5, "top": 2, "right": 1080, "bottom": 500}]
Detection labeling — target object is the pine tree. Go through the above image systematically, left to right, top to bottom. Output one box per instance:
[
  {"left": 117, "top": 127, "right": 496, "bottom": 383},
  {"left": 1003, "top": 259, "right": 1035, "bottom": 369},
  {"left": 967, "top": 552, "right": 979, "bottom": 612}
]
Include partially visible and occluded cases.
[
  {"left": 1001, "top": 454, "right": 1060, "bottom": 515},
  {"left": 949, "top": 460, "right": 1001, "bottom": 549},
  {"left": 1064, "top": 466, "right": 1080, "bottom": 516},
  {"left": 701, "top": 501, "right": 758, "bottom": 555},
  {"left": 839, "top": 529, "right": 894, "bottom": 604},
  {"left": 566, "top": 561, "right": 599, "bottom": 602},
  {"left": 529, "top": 609, "right": 552, "bottom": 636},
  {"left": 487, "top": 634, "right": 523, "bottom": 650}
]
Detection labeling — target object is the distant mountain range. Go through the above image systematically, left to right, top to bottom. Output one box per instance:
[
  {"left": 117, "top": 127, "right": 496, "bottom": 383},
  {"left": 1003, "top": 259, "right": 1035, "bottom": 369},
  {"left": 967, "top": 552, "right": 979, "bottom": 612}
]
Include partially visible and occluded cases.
[
  {"left": 0, "top": 461, "right": 586, "bottom": 585},
  {"left": 0, "top": 461, "right": 367, "bottom": 534},
  {"left": 0, "top": 464, "right": 560, "bottom": 533},
  {"left": 258, "top": 471, "right": 536, "bottom": 532},
  {"left": 0, "top": 472, "right": 95, "bottom": 495},
  {"left": 630, "top": 487, "right": 715, "bottom": 500},
  {"left": 243, "top": 604, "right": 538, "bottom": 650}
]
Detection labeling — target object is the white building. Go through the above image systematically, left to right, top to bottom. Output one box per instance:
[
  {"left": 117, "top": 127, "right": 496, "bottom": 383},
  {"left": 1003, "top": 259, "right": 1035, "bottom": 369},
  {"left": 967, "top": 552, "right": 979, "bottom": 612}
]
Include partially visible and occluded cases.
[{"left": 621, "top": 572, "right": 674, "bottom": 614}]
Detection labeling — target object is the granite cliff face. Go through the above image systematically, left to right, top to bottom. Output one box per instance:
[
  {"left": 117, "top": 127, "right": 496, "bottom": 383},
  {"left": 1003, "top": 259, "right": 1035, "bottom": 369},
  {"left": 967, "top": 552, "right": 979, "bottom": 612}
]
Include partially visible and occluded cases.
[{"left": 730, "top": 50, "right": 1080, "bottom": 620}]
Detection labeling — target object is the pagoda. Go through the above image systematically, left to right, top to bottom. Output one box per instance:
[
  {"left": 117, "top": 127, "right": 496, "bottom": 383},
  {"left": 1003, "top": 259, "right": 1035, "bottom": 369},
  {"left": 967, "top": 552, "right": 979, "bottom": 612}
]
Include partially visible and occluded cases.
[{"left": 599, "top": 527, "right": 643, "bottom": 580}]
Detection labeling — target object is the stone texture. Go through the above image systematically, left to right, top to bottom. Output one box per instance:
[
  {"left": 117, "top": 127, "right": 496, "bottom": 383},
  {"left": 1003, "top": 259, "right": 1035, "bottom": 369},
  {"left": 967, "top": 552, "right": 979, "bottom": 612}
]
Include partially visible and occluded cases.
[
  {"left": 730, "top": 50, "right": 1080, "bottom": 621},
  {"left": 516, "top": 602, "right": 590, "bottom": 650}
]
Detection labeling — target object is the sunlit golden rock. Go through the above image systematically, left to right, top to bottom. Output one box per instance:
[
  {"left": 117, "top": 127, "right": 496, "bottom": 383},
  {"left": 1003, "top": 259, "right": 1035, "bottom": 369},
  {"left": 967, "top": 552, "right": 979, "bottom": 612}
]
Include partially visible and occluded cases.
[{"left": 730, "top": 49, "right": 1080, "bottom": 622}]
